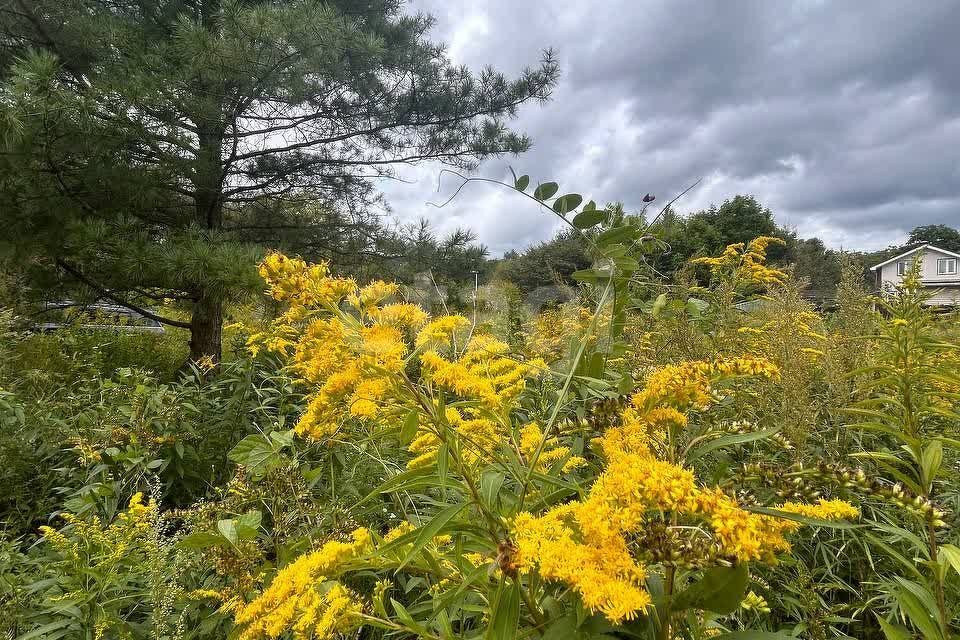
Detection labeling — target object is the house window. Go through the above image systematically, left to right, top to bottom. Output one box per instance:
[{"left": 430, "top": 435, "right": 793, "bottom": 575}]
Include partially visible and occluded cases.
[
  {"left": 938, "top": 257, "right": 958, "bottom": 275},
  {"left": 896, "top": 261, "right": 906, "bottom": 276}
]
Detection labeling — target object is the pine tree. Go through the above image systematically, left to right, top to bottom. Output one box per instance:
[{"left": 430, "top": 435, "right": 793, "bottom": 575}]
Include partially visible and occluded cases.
[{"left": 0, "top": 0, "right": 558, "bottom": 362}]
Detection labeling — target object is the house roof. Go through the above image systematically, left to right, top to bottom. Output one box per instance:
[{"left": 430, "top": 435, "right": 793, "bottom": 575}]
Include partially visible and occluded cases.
[{"left": 870, "top": 244, "right": 960, "bottom": 270}]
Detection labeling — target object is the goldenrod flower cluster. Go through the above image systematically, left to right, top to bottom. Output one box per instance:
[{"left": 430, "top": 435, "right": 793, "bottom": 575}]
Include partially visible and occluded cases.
[
  {"left": 692, "top": 236, "right": 787, "bottom": 288},
  {"left": 258, "top": 252, "right": 357, "bottom": 308},
  {"left": 254, "top": 253, "right": 432, "bottom": 439},
  {"left": 253, "top": 254, "right": 547, "bottom": 472},
  {"left": 737, "top": 309, "right": 828, "bottom": 362},
  {"left": 415, "top": 314, "right": 470, "bottom": 348},
  {"left": 420, "top": 334, "right": 546, "bottom": 410},
  {"left": 631, "top": 356, "right": 780, "bottom": 412},
  {"left": 512, "top": 357, "right": 856, "bottom": 624},
  {"left": 407, "top": 407, "right": 501, "bottom": 469},
  {"left": 518, "top": 422, "right": 587, "bottom": 473},
  {"left": 39, "top": 492, "right": 157, "bottom": 566},
  {"left": 513, "top": 504, "right": 651, "bottom": 623},
  {"left": 233, "top": 529, "right": 370, "bottom": 640}
]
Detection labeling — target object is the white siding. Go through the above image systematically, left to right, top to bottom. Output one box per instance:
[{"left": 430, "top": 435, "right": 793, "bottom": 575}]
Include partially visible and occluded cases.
[
  {"left": 876, "top": 247, "right": 960, "bottom": 306},
  {"left": 926, "top": 285, "right": 960, "bottom": 306}
]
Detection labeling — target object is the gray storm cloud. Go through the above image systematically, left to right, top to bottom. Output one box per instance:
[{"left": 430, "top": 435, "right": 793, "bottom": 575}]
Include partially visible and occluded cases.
[{"left": 381, "top": 0, "right": 960, "bottom": 255}]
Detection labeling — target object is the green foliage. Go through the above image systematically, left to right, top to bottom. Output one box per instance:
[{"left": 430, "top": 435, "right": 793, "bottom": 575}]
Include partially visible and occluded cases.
[
  {"left": 0, "top": 0, "right": 558, "bottom": 361},
  {"left": 0, "top": 169, "right": 957, "bottom": 640},
  {"left": 908, "top": 225, "right": 960, "bottom": 253}
]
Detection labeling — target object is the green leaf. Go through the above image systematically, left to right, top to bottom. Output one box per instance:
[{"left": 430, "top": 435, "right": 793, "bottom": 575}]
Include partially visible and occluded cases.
[
  {"left": 515, "top": 174, "right": 530, "bottom": 191},
  {"left": 534, "top": 182, "right": 559, "bottom": 200},
  {"left": 552, "top": 193, "right": 583, "bottom": 215},
  {"left": 572, "top": 208, "right": 607, "bottom": 229},
  {"left": 596, "top": 225, "right": 640, "bottom": 246},
  {"left": 571, "top": 268, "right": 608, "bottom": 284},
  {"left": 651, "top": 293, "right": 668, "bottom": 317},
  {"left": 686, "top": 297, "right": 708, "bottom": 315},
  {"left": 399, "top": 409, "right": 419, "bottom": 446},
  {"left": 686, "top": 428, "right": 781, "bottom": 464},
  {"left": 269, "top": 429, "right": 294, "bottom": 448},
  {"left": 228, "top": 433, "right": 285, "bottom": 476},
  {"left": 920, "top": 440, "right": 943, "bottom": 489},
  {"left": 357, "top": 466, "right": 438, "bottom": 505},
  {"left": 480, "top": 469, "right": 506, "bottom": 510},
  {"left": 398, "top": 503, "right": 465, "bottom": 569},
  {"left": 746, "top": 506, "right": 860, "bottom": 529},
  {"left": 216, "top": 510, "right": 261, "bottom": 546},
  {"left": 236, "top": 510, "right": 262, "bottom": 534},
  {"left": 216, "top": 519, "right": 239, "bottom": 546},
  {"left": 177, "top": 531, "right": 226, "bottom": 550},
  {"left": 939, "top": 544, "right": 960, "bottom": 576},
  {"left": 673, "top": 564, "right": 749, "bottom": 614},
  {"left": 894, "top": 578, "right": 944, "bottom": 640},
  {"left": 486, "top": 580, "right": 520, "bottom": 639},
  {"left": 390, "top": 599, "right": 430, "bottom": 635},
  {"left": 541, "top": 615, "right": 580, "bottom": 640},
  {"left": 876, "top": 615, "right": 913, "bottom": 640},
  {"left": 16, "top": 619, "right": 77, "bottom": 640}
]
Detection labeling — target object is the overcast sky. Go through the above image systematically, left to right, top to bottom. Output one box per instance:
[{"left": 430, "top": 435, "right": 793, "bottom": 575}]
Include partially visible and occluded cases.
[{"left": 380, "top": 0, "right": 960, "bottom": 256}]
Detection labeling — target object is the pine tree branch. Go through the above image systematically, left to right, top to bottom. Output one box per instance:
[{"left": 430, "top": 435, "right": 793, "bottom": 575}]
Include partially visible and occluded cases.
[{"left": 55, "top": 259, "right": 193, "bottom": 329}]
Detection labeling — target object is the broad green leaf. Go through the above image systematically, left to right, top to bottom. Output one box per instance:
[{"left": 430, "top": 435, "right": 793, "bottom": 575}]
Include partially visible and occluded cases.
[
  {"left": 515, "top": 174, "right": 530, "bottom": 191},
  {"left": 534, "top": 182, "right": 559, "bottom": 200},
  {"left": 552, "top": 193, "right": 583, "bottom": 215},
  {"left": 572, "top": 208, "right": 606, "bottom": 229},
  {"left": 596, "top": 225, "right": 640, "bottom": 246},
  {"left": 571, "top": 268, "right": 609, "bottom": 284},
  {"left": 650, "top": 293, "right": 668, "bottom": 317},
  {"left": 686, "top": 297, "right": 708, "bottom": 314},
  {"left": 399, "top": 409, "right": 419, "bottom": 446},
  {"left": 269, "top": 429, "right": 294, "bottom": 448},
  {"left": 228, "top": 433, "right": 285, "bottom": 476},
  {"left": 920, "top": 440, "right": 943, "bottom": 489},
  {"left": 398, "top": 503, "right": 465, "bottom": 569},
  {"left": 216, "top": 510, "right": 260, "bottom": 545},
  {"left": 236, "top": 510, "right": 262, "bottom": 536},
  {"left": 217, "top": 519, "right": 239, "bottom": 546},
  {"left": 177, "top": 531, "right": 226, "bottom": 550},
  {"left": 939, "top": 544, "right": 960, "bottom": 576},
  {"left": 673, "top": 564, "right": 749, "bottom": 614},
  {"left": 894, "top": 578, "right": 944, "bottom": 640},
  {"left": 486, "top": 580, "right": 520, "bottom": 639},
  {"left": 541, "top": 615, "right": 580, "bottom": 640},
  {"left": 876, "top": 615, "right": 913, "bottom": 640}
]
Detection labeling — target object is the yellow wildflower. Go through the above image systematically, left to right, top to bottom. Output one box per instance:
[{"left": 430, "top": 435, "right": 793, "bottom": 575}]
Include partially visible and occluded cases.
[
  {"left": 370, "top": 303, "right": 428, "bottom": 329},
  {"left": 415, "top": 315, "right": 470, "bottom": 349},
  {"left": 233, "top": 529, "right": 370, "bottom": 640}
]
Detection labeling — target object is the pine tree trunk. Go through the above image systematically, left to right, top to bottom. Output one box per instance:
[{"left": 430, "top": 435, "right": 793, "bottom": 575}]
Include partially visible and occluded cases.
[
  {"left": 190, "top": 103, "right": 225, "bottom": 363},
  {"left": 189, "top": 291, "right": 223, "bottom": 364}
]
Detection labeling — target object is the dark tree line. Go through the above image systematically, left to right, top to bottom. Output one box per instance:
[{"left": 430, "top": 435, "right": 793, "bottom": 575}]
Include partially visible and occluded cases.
[{"left": 492, "top": 194, "right": 959, "bottom": 297}]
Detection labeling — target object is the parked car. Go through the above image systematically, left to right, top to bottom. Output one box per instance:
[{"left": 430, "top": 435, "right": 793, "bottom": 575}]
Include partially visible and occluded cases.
[{"left": 35, "top": 301, "right": 165, "bottom": 333}]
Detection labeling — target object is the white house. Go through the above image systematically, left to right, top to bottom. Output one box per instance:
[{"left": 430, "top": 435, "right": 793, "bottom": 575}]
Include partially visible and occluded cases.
[{"left": 870, "top": 244, "right": 960, "bottom": 306}]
